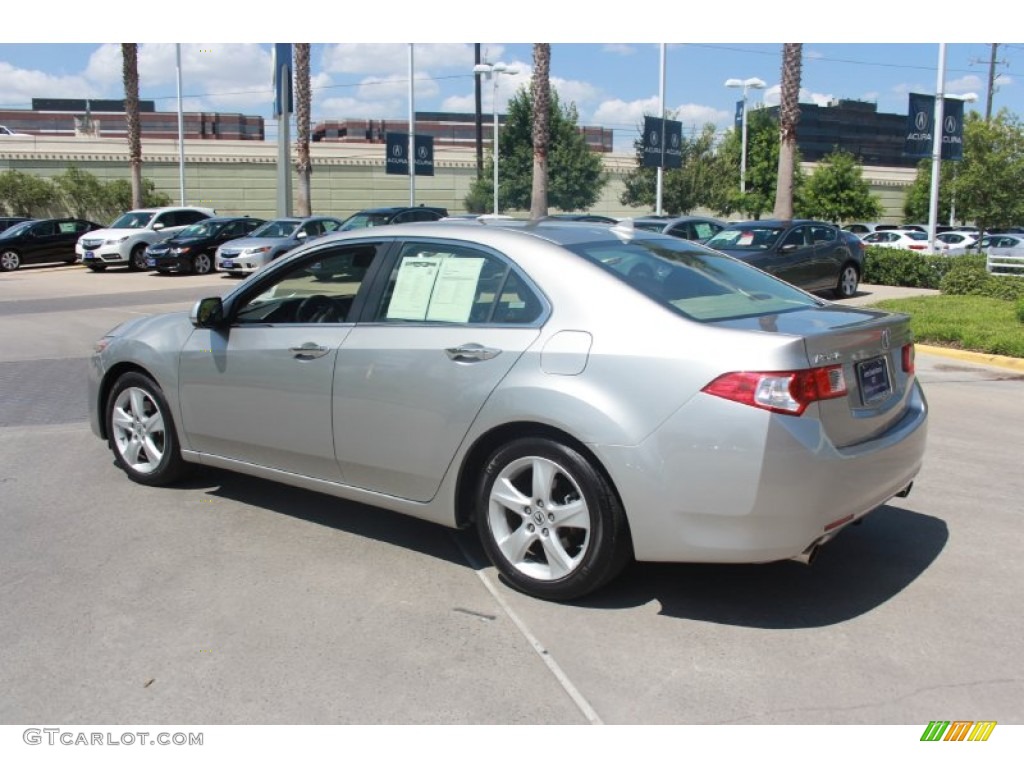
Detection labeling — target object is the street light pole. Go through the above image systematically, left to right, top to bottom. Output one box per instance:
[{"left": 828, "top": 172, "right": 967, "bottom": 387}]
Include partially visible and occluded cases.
[
  {"left": 473, "top": 61, "right": 518, "bottom": 215},
  {"left": 725, "top": 77, "right": 765, "bottom": 194}
]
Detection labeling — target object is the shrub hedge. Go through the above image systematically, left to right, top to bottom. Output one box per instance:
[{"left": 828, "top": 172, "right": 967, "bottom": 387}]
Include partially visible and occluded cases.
[{"left": 862, "top": 247, "right": 986, "bottom": 289}]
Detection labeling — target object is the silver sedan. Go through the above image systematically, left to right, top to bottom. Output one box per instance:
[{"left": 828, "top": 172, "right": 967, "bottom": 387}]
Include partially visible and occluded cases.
[{"left": 88, "top": 220, "right": 928, "bottom": 601}]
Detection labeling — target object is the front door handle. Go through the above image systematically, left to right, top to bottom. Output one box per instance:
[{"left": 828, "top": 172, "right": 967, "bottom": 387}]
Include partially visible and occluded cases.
[
  {"left": 290, "top": 342, "right": 330, "bottom": 359},
  {"left": 445, "top": 343, "right": 501, "bottom": 362}
]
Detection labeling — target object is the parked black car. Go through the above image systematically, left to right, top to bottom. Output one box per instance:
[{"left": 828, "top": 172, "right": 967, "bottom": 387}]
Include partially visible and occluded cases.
[
  {"left": 338, "top": 205, "right": 449, "bottom": 231},
  {"left": 145, "top": 216, "right": 266, "bottom": 275},
  {"left": 0, "top": 218, "right": 103, "bottom": 272},
  {"left": 703, "top": 219, "right": 865, "bottom": 298}
]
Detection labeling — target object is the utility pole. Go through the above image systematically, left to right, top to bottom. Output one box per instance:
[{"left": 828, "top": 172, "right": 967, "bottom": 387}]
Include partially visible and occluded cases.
[
  {"left": 985, "top": 43, "right": 998, "bottom": 122},
  {"left": 474, "top": 44, "right": 483, "bottom": 180}
]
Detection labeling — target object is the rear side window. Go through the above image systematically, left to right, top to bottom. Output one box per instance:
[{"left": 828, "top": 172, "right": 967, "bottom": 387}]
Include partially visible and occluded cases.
[{"left": 375, "top": 242, "right": 542, "bottom": 325}]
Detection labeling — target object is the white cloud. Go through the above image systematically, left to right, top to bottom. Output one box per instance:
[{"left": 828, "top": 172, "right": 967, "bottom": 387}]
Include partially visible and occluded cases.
[
  {"left": 322, "top": 43, "right": 487, "bottom": 75},
  {"left": 602, "top": 44, "right": 636, "bottom": 56},
  {"left": 0, "top": 62, "right": 96, "bottom": 105},
  {"left": 356, "top": 72, "right": 440, "bottom": 102}
]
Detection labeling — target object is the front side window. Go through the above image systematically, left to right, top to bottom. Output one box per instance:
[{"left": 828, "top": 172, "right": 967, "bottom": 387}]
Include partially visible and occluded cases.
[
  {"left": 374, "top": 242, "right": 542, "bottom": 325},
  {"left": 234, "top": 243, "right": 383, "bottom": 325}
]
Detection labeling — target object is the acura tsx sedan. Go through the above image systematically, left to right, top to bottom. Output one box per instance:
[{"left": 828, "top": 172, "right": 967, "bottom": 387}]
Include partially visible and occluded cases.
[{"left": 88, "top": 219, "right": 928, "bottom": 601}]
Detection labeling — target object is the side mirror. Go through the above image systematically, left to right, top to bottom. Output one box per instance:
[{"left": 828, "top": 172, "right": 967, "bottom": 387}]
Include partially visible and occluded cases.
[
  {"left": 153, "top": 222, "right": 165, "bottom": 230},
  {"left": 296, "top": 230, "right": 308, "bottom": 239},
  {"left": 780, "top": 243, "right": 799, "bottom": 254},
  {"left": 190, "top": 297, "right": 225, "bottom": 328}
]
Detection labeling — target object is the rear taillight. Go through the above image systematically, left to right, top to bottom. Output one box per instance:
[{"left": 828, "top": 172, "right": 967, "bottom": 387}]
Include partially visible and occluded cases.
[
  {"left": 902, "top": 343, "right": 915, "bottom": 374},
  {"left": 702, "top": 366, "right": 848, "bottom": 416}
]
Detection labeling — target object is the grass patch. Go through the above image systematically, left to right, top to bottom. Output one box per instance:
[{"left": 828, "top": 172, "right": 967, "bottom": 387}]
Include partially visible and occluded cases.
[{"left": 873, "top": 295, "right": 1024, "bottom": 358}]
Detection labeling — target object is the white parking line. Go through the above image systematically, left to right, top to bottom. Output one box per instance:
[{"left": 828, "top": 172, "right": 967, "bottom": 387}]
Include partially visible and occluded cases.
[{"left": 453, "top": 534, "right": 603, "bottom": 725}]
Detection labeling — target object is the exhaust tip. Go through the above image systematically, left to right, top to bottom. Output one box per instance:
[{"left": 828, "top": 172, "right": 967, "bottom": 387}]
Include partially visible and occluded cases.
[{"left": 792, "top": 544, "right": 819, "bottom": 567}]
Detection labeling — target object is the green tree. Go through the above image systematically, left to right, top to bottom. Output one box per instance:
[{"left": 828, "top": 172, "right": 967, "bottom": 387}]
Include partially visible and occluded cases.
[
  {"left": 773, "top": 43, "right": 803, "bottom": 219},
  {"left": 465, "top": 86, "right": 606, "bottom": 213},
  {"left": 711, "top": 108, "right": 789, "bottom": 219},
  {"left": 954, "top": 110, "right": 1024, "bottom": 232},
  {"left": 620, "top": 120, "right": 722, "bottom": 215},
  {"left": 797, "top": 149, "right": 883, "bottom": 223},
  {"left": 901, "top": 158, "right": 954, "bottom": 223},
  {"left": 53, "top": 165, "right": 108, "bottom": 219},
  {"left": 0, "top": 170, "right": 57, "bottom": 216},
  {"left": 102, "top": 178, "right": 172, "bottom": 215}
]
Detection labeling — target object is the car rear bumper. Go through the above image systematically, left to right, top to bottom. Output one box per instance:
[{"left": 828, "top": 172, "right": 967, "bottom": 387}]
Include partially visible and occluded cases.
[{"left": 595, "top": 380, "right": 928, "bottom": 563}]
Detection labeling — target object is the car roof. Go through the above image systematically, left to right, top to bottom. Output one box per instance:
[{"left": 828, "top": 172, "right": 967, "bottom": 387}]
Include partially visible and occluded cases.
[{"left": 721, "top": 219, "right": 833, "bottom": 228}]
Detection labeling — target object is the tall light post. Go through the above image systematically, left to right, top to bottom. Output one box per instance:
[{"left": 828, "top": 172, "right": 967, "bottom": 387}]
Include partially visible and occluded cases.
[
  {"left": 473, "top": 61, "right": 518, "bottom": 214},
  {"left": 725, "top": 77, "right": 766, "bottom": 194},
  {"left": 946, "top": 92, "right": 977, "bottom": 227}
]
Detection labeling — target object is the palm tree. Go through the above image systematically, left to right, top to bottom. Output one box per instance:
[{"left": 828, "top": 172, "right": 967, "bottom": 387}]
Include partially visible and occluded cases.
[
  {"left": 294, "top": 43, "right": 312, "bottom": 217},
  {"left": 772, "top": 43, "right": 802, "bottom": 220},
  {"left": 121, "top": 44, "right": 143, "bottom": 209},
  {"left": 529, "top": 44, "right": 551, "bottom": 219}
]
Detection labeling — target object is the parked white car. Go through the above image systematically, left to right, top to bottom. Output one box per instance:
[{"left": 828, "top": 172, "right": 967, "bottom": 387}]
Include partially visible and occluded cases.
[
  {"left": 0, "top": 125, "right": 31, "bottom": 137},
  {"left": 77, "top": 207, "right": 216, "bottom": 271},
  {"left": 862, "top": 229, "right": 933, "bottom": 253},
  {"left": 934, "top": 231, "right": 978, "bottom": 255}
]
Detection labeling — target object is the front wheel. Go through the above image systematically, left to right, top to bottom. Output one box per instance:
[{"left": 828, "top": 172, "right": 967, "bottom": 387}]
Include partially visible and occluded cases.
[
  {"left": 129, "top": 244, "right": 148, "bottom": 271},
  {"left": 0, "top": 249, "right": 21, "bottom": 272},
  {"left": 191, "top": 251, "right": 214, "bottom": 275},
  {"left": 834, "top": 263, "right": 860, "bottom": 299},
  {"left": 106, "top": 371, "right": 187, "bottom": 486},
  {"left": 477, "top": 437, "right": 632, "bottom": 601}
]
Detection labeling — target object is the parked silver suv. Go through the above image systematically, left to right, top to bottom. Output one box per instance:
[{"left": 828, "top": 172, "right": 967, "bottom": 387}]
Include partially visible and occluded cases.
[{"left": 77, "top": 206, "right": 216, "bottom": 271}]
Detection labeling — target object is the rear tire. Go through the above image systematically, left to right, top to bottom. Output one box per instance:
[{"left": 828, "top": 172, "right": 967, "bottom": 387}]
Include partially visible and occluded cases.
[
  {"left": 834, "top": 263, "right": 859, "bottom": 299},
  {"left": 477, "top": 437, "right": 632, "bottom": 601}
]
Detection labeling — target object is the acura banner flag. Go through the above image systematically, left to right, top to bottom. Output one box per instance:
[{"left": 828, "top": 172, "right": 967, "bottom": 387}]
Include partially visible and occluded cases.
[
  {"left": 905, "top": 93, "right": 965, "bottom": 160},
  {"left": 642, "top": 116, "right": 683, "bottom": 169},
  {"left": 385, "top": 133, "right": 435, "bottom": 176}
]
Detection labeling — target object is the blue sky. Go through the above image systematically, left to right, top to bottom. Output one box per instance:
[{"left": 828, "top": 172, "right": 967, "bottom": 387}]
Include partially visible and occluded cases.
[{"left": 1, "top": 3, "right": 1019, "bottom": 152}]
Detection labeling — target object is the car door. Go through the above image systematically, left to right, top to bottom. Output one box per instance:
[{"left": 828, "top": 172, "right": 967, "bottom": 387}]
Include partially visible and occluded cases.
[
  {"left": 26, "top": 220, "right": 59, "bottom": 262},
  {"left": 809, "top": 224, "right": 845, "bottom": 290},
  {"left": 764, "top": 225, "right": 815, "bottom": 287},
  {"left": 332, "top": 239, "right": 545, "bottom": 502},
  {"left": 177, "top": 241, "right": 388, "bottom": 480}
]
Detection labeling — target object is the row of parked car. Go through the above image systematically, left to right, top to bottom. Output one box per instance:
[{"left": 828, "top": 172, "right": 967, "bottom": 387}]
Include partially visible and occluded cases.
[
  {"left": 0, "top": 205, "right": 450, "bottom": 274},
  {"left": 842, "top": 221, "right": 1024, "bottom": 256}
]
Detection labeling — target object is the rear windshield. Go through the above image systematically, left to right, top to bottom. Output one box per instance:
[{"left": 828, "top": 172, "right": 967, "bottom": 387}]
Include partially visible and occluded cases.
[
  {"left": 109, "top": 211, "right": 155, "bottom": 229},
  {"left": 339, "top": 213, "right": 394, "bottom": 231},
  {"left": 250, "top": 220, "right": 300, "bottom": 238},
  {"left": 567, "top": 237, "right": 820, "bottom": 322}
]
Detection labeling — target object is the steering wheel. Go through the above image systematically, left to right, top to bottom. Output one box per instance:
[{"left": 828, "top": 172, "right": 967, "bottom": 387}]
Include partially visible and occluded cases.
[{"left": 295, "top": 295, "right": 338, "bottom": 323}]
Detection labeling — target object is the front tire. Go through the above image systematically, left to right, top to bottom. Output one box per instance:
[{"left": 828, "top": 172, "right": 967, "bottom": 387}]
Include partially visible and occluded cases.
[
  {"left": 129, "top": 244, "right": 148, "bottom": 271},
  {"left": 0, "top": 249, "right": 21, "bottom": 272},
  {"left": 191, "top": 251, "right": 213, "bottom": 275},
  {"left": 834, "top": 263, "right": 860, "bottom": 299},
  {"left": 106, "top": 371, "right": 187, "bottom": 486},
  {"left": 477, "top": 437, "right": 632, "bottom": 601}
]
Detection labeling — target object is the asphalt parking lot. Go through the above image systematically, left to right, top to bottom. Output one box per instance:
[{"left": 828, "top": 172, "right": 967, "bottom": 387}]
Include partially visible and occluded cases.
[{"left": 1, "top": 263, "right": 1023, "bottom": 728}]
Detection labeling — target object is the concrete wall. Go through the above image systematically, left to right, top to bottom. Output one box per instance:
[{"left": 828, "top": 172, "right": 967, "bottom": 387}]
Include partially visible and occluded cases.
[{"left": 0, "top": 136, "right": 914, "bottom": 223}]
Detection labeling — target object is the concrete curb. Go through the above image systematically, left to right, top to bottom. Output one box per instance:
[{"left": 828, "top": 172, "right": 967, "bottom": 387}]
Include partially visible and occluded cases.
[{"left": 917, "top": 344, "right": 1024, "bottom": 372}]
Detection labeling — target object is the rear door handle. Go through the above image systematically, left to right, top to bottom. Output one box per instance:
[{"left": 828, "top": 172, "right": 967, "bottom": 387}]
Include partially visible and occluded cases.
[
  {"left": 290, "top": 342, "right": 330, "bottom": 359},
  {"left": 445, "top": 343, "right": 501, "bottom": 362}
]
